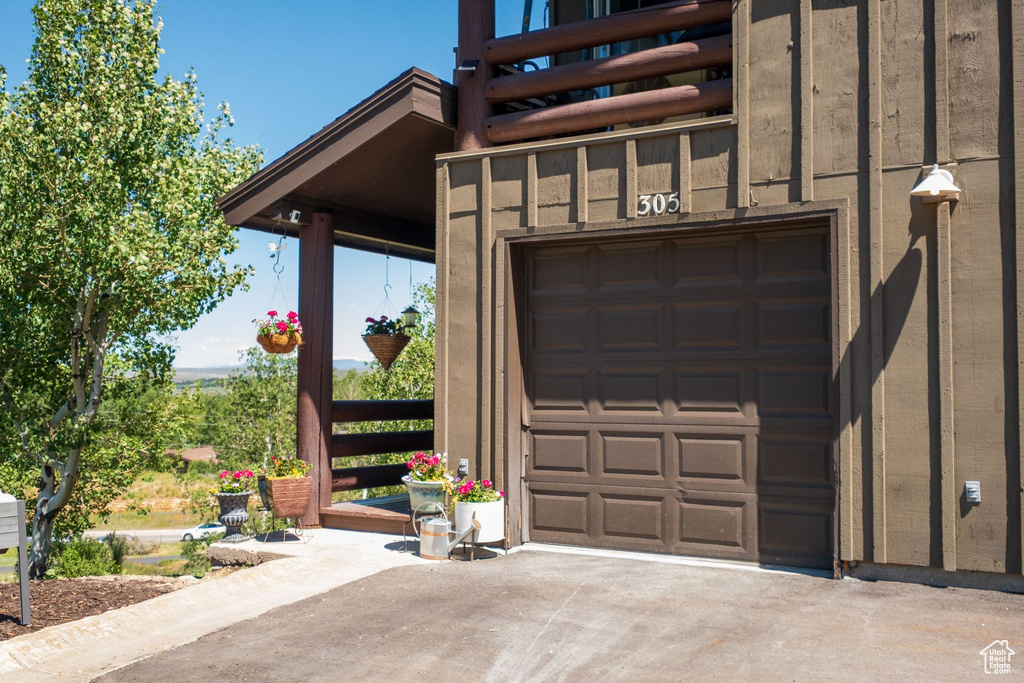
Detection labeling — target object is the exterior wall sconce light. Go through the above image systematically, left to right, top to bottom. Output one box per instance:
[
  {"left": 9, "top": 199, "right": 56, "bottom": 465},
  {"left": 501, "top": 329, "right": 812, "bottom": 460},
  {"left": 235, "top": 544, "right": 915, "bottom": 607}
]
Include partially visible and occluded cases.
[
  {"left": 911, "top": 164, "right": 961, "bottom": 203},
  {"left": 402, "top": 306, "right": 420, "bottom": 328}
]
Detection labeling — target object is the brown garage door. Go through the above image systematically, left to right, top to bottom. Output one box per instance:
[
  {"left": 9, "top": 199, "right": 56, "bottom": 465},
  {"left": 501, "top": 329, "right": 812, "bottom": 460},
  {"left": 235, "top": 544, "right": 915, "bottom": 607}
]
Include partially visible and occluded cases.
[{"left": 523, "top": 224, "right": 835, "bottom": 569}]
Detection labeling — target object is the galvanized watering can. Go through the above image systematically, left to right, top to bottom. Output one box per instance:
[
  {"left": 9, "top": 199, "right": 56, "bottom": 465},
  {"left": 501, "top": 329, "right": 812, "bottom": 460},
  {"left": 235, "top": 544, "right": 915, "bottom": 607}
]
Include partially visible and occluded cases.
[{"left": 417, "top": 515, "right": 481, "bottom": 561}]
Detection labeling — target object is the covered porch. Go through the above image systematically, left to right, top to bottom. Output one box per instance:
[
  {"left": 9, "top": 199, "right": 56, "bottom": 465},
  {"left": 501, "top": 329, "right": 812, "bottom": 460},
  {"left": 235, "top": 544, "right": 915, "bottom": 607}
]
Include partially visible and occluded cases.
[{"left": 217, "top": 68, "right": 455, "bottom": 530}]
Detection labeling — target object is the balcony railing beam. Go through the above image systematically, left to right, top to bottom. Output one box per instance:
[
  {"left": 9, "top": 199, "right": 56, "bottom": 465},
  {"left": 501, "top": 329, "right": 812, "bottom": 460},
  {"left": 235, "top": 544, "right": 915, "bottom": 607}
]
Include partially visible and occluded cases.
[
  {"left": 483, "top": 0, "right": 732, "bottom": 66},
  {"left": 485, "top": 34, "right": 732, "bottom": 104},
  {"left": 484, "top": 78, "right": 733, "bottom": 144},
  {"left": 332, "top": 399, "right": 434, "bottom": 423},
  {"left": 332, "top": 430, "right": 434, "bottom": 458},
  {"left": 331, "top": 464, "right": 408, "bottom": 492}
]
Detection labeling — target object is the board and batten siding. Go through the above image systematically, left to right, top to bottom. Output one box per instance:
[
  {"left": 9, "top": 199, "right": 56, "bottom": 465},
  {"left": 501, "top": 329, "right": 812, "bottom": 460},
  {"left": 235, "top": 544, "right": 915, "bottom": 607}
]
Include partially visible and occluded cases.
[{"left": 436, "top": 0, "right": 1022, "bottom": 575}]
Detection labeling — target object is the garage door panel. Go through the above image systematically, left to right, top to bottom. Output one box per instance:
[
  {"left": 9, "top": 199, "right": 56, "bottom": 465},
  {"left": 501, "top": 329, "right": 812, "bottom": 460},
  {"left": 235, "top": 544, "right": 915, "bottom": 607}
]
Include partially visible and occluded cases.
[
  {"left": 753, "top": 228, "right": 830, "bottom": 285},
  {"left": 672, "top": 234, "right": 746, "bottom": 289},
  {"left": 595, "top": 241, "right": 665, "bottom": 293},
  {"left": 529, "top": 245, "right": 591, "bottom": 296},
  {"left": 755, "top": 297, "right": 831, "bottom": 351},
  {"left": 673, "top": 301, "right": 746, "bottom": 352},
  {"left": 596, "top": 304, "right": 665, "bottom": 352},
  {"left": 530, "top": 308, "right": 590, "bottom": 353},
  {"left": 673, "top": 367, "right": 750, "bottom": 420},
  {"left": 757, "top": 367, "right": 832, "bottom": 419},
  {"left": 530, "top": 368, "right": 590, "bottom": 414},
  {"left": 596, "top": 368, "right": 665, "bottom": 416},
  {"left": 529, "top": 430, "right": 590, "bottom": 477},
  {"left": 758, "top": 430, "right": 834, "bottom": 494},
  {"left": 676, "top": 431, "right": 753, "bottom": 494},
  {"left": 599, "top": 432, "right": 667, "bottom": 480},
  {"left": 529, "top": 487, "right": 591, "bottom": 541},
  {"left": 598, "top": 492, "right": 668, "bottom": 545},
  {"left": 675, "top": 492, "right": 754, "bottom": 559},
  {"left": 757, "top": 497, "right": 834, "bottom": 568}
]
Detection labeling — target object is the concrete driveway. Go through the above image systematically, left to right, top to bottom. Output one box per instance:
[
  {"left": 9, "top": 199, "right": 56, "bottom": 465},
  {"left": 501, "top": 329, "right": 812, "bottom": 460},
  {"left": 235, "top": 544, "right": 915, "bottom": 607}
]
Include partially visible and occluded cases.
[{"left": 98, "top": 547, "right": 1023, "bottom": 682}]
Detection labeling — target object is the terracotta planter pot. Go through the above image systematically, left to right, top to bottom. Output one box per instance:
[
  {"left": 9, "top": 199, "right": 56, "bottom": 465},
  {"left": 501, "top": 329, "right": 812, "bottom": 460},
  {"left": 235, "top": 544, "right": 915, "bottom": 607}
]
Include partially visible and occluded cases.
[
  {"left": 257, "top": 332, "right": 302, "bottom": 354},
  {"left": 363, "top": 333, "right": 410, "bottom": 370},
  {"left": 267, "top": 477, "right": 313, "bottom": 519},
  {"left": 455, "top": 500, "right": 505, "bottom": 544}
]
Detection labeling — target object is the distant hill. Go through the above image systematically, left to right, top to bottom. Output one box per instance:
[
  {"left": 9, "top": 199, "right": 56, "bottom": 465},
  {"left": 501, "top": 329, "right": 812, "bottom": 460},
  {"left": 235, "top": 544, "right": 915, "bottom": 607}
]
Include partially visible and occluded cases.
[
  {"left": 174, "top": 358, "right": 368, "bottom": 388},
  {"left": 333, "top": 359, "right": 369, "bottom": 373}
]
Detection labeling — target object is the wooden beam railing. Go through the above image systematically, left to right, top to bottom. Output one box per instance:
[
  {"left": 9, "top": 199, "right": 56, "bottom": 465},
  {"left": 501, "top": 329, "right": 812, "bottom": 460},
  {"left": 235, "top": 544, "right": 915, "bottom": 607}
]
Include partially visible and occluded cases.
[
  {"left": 457, "top": 0, "right": 733, "bottom": 148},
  {"left": 483, "top": 0, "right": 731, "bottom": 65},
  {"left": 484, "top": 34, "right": 732, "bottom": 104},
  {"left": 485, "top": 79, "right": 732, "bottom": 144},
  {"left": 329, "top": 399, "right": 433, "bottom": 494},
  {"left": 332, "top": 399, "right": 434, "bottom": 423},
  {"left": 332, "top": 430, "right": 434, "bottom": 458},
  {"left": 331, "top": 463, "right": 410, "bottom": 493}
]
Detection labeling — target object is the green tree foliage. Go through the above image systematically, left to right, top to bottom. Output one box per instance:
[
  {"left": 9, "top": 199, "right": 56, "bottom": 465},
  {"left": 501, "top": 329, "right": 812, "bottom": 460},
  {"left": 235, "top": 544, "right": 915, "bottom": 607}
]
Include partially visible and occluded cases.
[
  {"left": 0, "top": 0, "right": 262, "bottom": 577},
  {"left": 210, "top": 348, "right": 298, "bottom": 472}
]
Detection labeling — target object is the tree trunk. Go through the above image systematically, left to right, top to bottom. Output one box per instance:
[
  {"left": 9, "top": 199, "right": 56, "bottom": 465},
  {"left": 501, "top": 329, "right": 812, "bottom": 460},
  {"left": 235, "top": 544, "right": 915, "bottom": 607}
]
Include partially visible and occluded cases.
[{"left": 27, "top": 463, "right": 59, "bottom": 579}]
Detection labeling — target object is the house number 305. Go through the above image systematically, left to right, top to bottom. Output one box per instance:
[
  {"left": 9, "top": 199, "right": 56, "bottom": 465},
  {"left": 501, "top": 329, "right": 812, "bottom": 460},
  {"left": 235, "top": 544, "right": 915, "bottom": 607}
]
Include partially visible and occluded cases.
[{"left": 637, "top": 192, "right": 680, "bottom": 216}]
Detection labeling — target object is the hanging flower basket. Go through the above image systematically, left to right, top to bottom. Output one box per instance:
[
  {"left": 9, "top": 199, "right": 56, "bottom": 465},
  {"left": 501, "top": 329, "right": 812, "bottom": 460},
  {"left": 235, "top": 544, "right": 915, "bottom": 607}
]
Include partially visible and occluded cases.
[
  {"left": 254, "top": 310, "right": 303, "bottom": 354},
  {"left": 363, "top": 315, "right": 410, "bottom": 370},
  {"left": 257, "top": 332, "right": 303, "bottom": 354},
  {"left": 363, "top": 333, "right": 410, "bottom": 370}
]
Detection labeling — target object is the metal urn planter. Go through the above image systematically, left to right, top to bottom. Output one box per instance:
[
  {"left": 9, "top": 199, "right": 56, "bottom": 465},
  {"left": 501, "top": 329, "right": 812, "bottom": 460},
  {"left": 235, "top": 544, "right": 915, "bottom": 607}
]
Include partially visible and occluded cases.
[
  {"left": 402, "top": 475, "right": 450, "bottom": 514},
  {"left": 267, "top": 477, "right": 313, "bottom": 519},
  {"left": 215, "top": 492, "right": 251, "bottom": 543},
  {"left": 455, "top": 500, "right": 505, "bottom": 544}
]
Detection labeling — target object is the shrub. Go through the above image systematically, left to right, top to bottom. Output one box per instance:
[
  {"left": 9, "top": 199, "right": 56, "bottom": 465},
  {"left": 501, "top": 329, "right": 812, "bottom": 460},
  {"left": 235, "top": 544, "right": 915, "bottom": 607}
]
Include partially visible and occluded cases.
[
  {"left": 103, "top": 532, "right": 131, "bottom": 567},
  {"left": 182, "top": 533, "right": 221, "bottom": 577},
  {"left": 52, "top": 538, "right": 120, "bottom": 578}
]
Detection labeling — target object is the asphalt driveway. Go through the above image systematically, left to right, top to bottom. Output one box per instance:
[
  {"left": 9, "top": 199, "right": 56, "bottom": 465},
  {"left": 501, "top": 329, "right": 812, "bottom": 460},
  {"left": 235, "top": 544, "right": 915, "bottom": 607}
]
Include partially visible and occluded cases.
[{"left": 97, "top": 548, "right": 1023, "bottom": 681}]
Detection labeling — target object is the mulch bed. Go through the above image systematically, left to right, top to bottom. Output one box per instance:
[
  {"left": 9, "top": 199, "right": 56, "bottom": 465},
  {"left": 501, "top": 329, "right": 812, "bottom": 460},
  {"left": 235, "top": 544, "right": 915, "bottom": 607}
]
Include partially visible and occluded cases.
[{"left": 0, "top": 575, "right": 188, "bottom": 641}]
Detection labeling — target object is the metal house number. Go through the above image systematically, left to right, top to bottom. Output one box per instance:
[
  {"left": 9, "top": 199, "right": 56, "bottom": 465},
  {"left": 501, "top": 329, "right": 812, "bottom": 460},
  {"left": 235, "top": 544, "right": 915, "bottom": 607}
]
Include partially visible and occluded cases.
[{"left": 637, "top": 192, "right": 680, "bottom": 217}]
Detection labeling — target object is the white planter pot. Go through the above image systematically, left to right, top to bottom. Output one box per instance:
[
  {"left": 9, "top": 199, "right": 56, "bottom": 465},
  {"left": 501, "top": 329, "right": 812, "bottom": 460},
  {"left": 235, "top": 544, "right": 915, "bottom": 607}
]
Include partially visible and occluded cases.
[{"left": 455, "top": 500, "right": 505, "bottom": 544}]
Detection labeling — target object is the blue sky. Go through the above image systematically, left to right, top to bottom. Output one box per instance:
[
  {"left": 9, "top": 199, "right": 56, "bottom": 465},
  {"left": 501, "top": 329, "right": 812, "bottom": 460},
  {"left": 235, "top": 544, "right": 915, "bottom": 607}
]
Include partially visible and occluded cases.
[{"left": 0, "top": 1, "right": 536, "bottom": 367}]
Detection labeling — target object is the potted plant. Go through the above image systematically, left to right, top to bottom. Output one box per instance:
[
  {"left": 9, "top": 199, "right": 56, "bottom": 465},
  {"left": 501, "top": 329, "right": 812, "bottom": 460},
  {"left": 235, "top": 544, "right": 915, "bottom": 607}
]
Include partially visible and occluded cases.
[
  {"left": 254, "top": 310, "right": 302, "bottom": 354},
  {"left": 362, "top": 315, "right": 409, "bottom": 370},
  {"left": 401, "top": 451, "right": 452, "bottom": 513},
  {"left": 264, "top": 455, "right": 313, "bottom": 519},
  {"left": 212, "top": 469, "right": 255, "bottom": 543},
  {"left": 452, "top": 479, "right": 505, "bottom": 544}
]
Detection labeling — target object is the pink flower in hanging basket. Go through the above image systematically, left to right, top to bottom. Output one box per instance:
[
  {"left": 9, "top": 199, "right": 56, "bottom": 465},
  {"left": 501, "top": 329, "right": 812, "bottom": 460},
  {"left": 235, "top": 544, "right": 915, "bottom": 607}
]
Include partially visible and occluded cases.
[{"left": 254, "top": 311, "right": 301, "bottom": 337}]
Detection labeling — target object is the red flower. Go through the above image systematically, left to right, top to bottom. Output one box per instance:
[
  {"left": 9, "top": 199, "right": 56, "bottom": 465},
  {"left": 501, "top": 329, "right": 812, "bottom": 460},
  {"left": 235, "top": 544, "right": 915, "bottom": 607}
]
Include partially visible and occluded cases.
[
  {"left": 268, "top": 310, "right": 278, "bottom": 317},
  {"left": 287, "top": 311, "right": 298, "bottom": 320},
  {"left": 380, "top": 315, "right": 388, "bottom": 321},
  {"left": 365, "top": 317, "right": 375, "bottom": 323},
  {"left": 276, "top": 321, "right": 288, "bottom": 332}
]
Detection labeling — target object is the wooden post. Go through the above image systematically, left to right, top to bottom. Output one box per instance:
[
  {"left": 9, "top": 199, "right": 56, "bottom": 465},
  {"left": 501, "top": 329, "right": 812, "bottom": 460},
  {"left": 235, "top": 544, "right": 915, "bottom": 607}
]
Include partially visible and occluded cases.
[
  {"left": 456, "top": 0, "right": 494, "bottom": 151},
  {"left": 297, "top": 211, "right": 334, "bottom": 527}
]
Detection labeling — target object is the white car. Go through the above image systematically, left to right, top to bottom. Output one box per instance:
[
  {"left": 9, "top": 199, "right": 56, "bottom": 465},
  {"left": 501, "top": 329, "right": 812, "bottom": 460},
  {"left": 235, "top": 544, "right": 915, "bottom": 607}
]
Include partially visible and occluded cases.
[{"left": 181, "top": 522, "right": 226, "bottom": 542}]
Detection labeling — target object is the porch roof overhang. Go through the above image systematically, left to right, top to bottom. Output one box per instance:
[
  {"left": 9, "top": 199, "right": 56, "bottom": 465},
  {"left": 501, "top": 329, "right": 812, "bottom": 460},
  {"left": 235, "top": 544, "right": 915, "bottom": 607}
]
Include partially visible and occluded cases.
[{"left": 217, "top": 68, "right": 455, "bottom": 263}]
